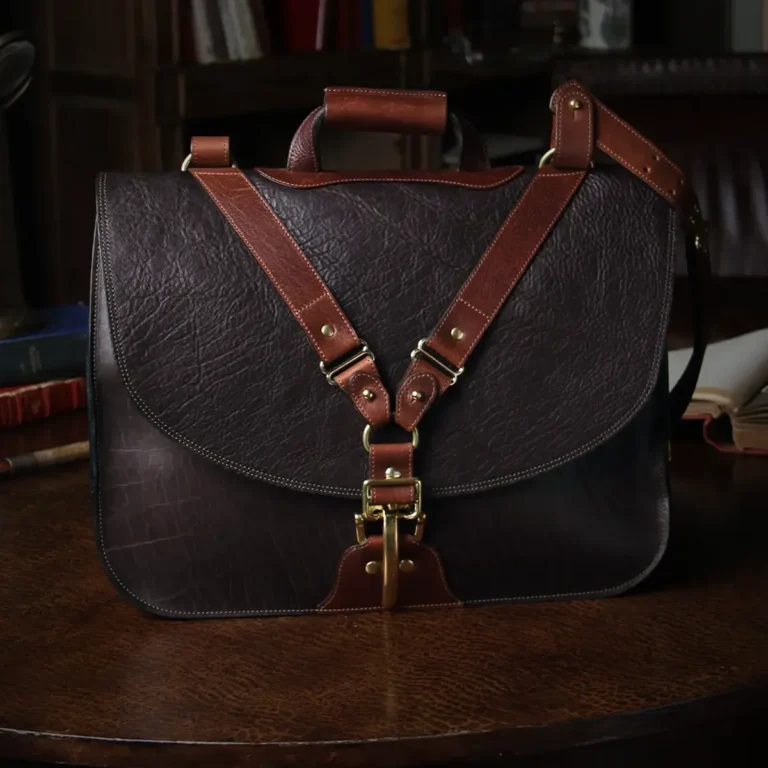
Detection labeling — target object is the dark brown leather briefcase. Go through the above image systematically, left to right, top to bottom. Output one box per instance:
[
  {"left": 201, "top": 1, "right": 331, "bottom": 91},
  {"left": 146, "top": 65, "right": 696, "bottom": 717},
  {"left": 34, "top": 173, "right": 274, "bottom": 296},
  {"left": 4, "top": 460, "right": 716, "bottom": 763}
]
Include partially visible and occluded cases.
[{"left": 89, "top": 82, "right": 707, "bottom": 617}]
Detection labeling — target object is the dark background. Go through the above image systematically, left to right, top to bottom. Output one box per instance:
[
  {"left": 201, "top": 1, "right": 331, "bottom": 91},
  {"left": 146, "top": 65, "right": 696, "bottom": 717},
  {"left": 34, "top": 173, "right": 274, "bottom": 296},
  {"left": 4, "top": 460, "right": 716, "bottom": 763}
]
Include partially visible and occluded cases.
[{"left": 1, "top": 0, "right": 767, "bottom": 311}]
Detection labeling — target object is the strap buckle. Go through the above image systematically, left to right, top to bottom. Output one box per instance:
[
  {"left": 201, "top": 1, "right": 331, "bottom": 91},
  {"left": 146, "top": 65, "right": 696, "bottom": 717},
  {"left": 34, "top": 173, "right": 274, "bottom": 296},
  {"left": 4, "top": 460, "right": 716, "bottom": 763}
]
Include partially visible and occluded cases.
[
  {"left": 410, "top": 339, "right": 464, "bottom": 386},
  {"left": 319, "top": 340, "right": 374, "bottom": 386},
  {"left": 360, "top": 477, "right": 423, "bottom": 609}
]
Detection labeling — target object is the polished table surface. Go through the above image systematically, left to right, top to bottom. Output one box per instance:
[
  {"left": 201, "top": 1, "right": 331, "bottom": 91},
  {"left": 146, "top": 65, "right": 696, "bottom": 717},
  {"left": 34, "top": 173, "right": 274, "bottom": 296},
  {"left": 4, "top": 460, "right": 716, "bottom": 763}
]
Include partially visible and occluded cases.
[{"left": 1, "top": 412, "right": 767, "bottom": 767}]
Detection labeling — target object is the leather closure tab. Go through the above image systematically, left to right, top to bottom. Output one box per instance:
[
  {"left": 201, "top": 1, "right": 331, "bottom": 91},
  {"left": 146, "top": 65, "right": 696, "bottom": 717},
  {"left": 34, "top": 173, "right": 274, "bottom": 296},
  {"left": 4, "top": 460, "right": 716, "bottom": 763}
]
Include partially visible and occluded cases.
[
  {"left": 551, "top": 84, "right": 594, "bottom": 170},
  {"left": 189, "top": 136, "right": 231, "bottom": 168},
  {"left": 335, "top": 356, "right": 390, "bottom": 427},
  {"left": 369, "top": 443, "right": 415, "bottom": 505}
]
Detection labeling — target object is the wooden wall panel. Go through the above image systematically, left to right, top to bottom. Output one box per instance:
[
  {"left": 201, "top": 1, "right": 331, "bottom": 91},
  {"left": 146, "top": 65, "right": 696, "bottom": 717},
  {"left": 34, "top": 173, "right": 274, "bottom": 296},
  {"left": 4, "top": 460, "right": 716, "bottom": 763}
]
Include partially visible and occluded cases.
[
  {"left": 49, "top": 0, "right": 137, "bottom": 76},
  {"left": 49, "top": 97, "right": 140, "bottom": 303}
]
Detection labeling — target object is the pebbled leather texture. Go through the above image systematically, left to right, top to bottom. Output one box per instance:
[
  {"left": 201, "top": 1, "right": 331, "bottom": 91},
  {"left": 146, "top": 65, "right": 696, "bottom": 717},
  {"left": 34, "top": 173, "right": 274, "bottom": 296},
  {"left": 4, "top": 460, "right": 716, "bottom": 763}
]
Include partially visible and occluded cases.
[
  {"left": 96, "top": 167, "right": 676, "bottom": 498},
  {"left": 92, "top": 241, "right": 671, "bottom": 616}
]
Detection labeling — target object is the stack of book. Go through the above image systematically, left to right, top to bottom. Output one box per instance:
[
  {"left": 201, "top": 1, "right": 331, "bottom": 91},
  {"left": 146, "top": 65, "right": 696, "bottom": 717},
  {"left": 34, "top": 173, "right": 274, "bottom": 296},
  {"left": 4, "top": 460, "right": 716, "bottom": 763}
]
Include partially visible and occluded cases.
[
  {"left": 183, "top": 0, "right": 414, "bottom": 60},
  {"left": 0, "top": 305, "right": 89, "bottom": 430}
]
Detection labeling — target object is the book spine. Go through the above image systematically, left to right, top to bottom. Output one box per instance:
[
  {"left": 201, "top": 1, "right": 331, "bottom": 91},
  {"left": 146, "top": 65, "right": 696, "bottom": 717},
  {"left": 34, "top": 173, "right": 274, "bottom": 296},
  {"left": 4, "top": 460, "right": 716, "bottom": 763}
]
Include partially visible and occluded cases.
[
  {"left": 178, "top": 0, "right": 197, "bottom": 64},
  {"left": 191, "top": 0, "right": 216, "bottom": 63},
  {"left": 204, "top": 0, "right": 229, "bottom": 60},
  {"left": 219, "top": 0, "right": 244, "bottom": 59},
  {"left": 236, "top": 0, "right": 263, "bottom": 58},
  {"left": 250, "top": 0, "right": 272, "bottom": 56},
  {"left": 282, "top": 0, "right": 321, "bottom": 51},
  {"left": 316, "top": 0, "right": 329, "bottom": 50},
  {"left": 360, "top": 0, "right": 374, "bottom": 48},
  {"left": 373, "top": 0, "right": 410, "bottom": 49},
  {"left": 730, "top": 0, "right": 763, "bottom": 51},
  {"left": 0, "top": 331, "right": 88, "bottom": 387},
  {"left": 0, "top": 378, "right": 86, "bottom": 429}
]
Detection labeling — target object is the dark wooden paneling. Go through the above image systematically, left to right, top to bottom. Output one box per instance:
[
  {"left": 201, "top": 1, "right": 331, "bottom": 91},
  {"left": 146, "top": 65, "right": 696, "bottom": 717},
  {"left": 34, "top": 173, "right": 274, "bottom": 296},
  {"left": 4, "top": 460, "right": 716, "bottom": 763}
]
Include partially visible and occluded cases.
[
  {"left": 48, "top": 0, "right": 136, "bottom": 76},
  {"left": 49, "top": 96, "right": 140, "bottom": 302}
]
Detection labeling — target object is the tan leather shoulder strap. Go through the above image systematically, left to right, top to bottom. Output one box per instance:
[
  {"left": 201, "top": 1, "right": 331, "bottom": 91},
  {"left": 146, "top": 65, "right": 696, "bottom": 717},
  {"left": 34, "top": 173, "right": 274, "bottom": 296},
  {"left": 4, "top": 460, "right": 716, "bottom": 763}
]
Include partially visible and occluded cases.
[
  {"left": 190, "top": 167, "right": 390, "bottom": 428},
  {"left": 395, "top": 167, "right": 586, "bottom": 430}
]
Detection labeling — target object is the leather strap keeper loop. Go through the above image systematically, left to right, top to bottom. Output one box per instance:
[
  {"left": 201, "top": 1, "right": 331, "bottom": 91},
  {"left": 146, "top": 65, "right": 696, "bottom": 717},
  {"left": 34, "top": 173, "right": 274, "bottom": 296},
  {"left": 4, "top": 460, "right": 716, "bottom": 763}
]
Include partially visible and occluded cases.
[
  {"left": 551, "top": 84, "right": 595, "bottom": 170},
  {"left": 189, "top": 136, "right": 231, "bottom": 168}
]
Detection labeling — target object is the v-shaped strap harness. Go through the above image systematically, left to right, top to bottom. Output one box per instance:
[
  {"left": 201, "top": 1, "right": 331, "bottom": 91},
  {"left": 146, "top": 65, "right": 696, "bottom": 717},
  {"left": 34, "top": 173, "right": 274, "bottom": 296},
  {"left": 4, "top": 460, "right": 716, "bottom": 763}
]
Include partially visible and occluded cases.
[{"left": 190, "top": 80, "right": 709, "bottom": 609}]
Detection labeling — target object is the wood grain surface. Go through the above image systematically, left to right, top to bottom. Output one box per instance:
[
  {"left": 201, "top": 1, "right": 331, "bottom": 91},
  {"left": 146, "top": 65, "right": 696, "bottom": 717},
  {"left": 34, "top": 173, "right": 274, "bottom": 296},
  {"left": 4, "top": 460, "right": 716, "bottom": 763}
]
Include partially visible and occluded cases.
[{"left": 0, "top": 412, "right": 767, "bottom": 767}]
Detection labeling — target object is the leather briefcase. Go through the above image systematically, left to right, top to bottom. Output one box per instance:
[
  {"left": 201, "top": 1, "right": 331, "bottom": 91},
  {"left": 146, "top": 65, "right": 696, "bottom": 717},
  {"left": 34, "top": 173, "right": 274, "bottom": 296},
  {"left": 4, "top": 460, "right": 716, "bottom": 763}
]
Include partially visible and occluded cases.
[{"left": 89, "top": 82, "right": 707, "bottom": 616}]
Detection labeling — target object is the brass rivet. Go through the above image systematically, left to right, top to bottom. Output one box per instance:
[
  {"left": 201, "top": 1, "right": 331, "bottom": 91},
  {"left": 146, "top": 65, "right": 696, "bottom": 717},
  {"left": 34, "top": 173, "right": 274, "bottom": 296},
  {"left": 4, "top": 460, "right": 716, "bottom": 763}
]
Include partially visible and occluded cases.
[
  {"left": 569, "top": 98, "right": 583, "bottom": 110},
  {"left": 643, "top": 166, "right": 651, "bottom": 173},
  {"left": 321, "top": 324, "right": 335, "bottom": 337},
  {"left": 450, "top": 327, "right": 465, "bottom": 341},
  {"left": 361, "top": 388, "right": 375, "bottom": 401},
  {"left": 411, "top": 390, "right": 424, "bottom": 402},
  {"left": 385, "top": 467, "right": 402, "bottom": 479},
  {"left": 399, "top": 559, "right": 415, "bottom": 573},
  {"left": 365, "top": 561, "right": 380, "bottom": 575}
]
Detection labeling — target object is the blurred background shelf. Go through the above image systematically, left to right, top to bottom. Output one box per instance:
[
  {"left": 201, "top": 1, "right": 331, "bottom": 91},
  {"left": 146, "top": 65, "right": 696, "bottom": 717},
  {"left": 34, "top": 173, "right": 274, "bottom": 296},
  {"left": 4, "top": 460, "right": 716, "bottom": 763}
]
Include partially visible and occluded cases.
[{"left": 2, "top": 0, "right": 768, "bottom": 307}]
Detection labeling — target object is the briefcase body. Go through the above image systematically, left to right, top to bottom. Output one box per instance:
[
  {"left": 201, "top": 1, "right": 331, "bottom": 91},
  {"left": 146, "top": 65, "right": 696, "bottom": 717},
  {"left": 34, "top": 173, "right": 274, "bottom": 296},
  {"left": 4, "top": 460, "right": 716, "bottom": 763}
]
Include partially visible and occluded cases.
[{"left": 89, "top": 82, "right": 706, "bottom": 616}]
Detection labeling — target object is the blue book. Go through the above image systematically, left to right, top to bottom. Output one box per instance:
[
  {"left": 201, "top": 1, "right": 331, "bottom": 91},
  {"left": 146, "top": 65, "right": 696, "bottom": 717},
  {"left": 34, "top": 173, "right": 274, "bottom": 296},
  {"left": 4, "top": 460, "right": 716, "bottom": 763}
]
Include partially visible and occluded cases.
[
  {"left": 360, "top": 0, "right": 373, "bottom": 48},
  {"left": 0, "top": 305, "right": 89, "bottom": 386}
]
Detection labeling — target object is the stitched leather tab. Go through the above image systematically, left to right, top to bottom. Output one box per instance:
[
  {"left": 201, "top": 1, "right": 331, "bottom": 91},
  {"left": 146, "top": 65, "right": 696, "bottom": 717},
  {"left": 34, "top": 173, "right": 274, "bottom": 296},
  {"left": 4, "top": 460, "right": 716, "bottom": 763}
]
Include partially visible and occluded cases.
[
  {"left": 552, "top": 84, "right": 594, "bottom": 170},
  {"left": 190, "top": 136, "right": 230, "bottom": 168},
  {"left": 369, "top": 443, "right": 415, "bottom": 505},
  {"left": 319, "top": 535, "right": 460, "bottom": 611}
]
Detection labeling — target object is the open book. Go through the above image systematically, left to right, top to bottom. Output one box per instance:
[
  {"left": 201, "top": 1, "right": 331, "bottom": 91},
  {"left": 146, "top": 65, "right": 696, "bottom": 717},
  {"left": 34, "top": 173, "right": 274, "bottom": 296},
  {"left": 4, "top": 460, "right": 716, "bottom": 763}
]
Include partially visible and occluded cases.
[{"left": 669, "top": 328, "right": 768, "bottom": 453}]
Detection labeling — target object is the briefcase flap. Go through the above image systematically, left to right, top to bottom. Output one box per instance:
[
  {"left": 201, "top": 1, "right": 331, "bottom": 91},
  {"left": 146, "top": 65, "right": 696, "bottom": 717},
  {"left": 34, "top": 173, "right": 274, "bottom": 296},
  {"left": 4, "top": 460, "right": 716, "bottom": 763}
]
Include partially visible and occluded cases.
[{"left": 96, "top": 165, "right": 677, "bottom": 499}]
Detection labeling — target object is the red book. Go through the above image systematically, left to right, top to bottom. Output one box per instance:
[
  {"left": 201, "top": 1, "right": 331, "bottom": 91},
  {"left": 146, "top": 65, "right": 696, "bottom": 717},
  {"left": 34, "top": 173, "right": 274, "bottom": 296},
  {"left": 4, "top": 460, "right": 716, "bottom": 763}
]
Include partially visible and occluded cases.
[
  {"left": 281, "top": 0, "right": 320, "bottom": 51},
  {"left": 336, "top": 0, "right": 361, "bottom": 50},
  {"left": 0, "top": 378, "right": 87, "bottom": 429}
]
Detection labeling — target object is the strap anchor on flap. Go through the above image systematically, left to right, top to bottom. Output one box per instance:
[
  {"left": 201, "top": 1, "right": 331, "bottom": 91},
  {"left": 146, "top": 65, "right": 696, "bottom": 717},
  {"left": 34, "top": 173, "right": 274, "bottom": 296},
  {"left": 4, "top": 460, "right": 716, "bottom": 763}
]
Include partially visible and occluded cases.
[
  {"left": 410, "top": 339, "right": 464, "bottom": 386},
  {"left": 319, "top": 340, "right": 375, "bottom": 386},
  {"left": 359, "top": 477, "right": 425, "bottom": 609}
]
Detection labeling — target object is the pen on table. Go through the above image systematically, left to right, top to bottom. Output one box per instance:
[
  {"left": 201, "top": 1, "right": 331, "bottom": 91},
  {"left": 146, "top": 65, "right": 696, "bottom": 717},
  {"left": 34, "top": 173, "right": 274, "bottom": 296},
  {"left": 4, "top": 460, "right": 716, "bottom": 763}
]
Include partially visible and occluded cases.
[{"left": 0, "top": 441, "right": 90, "bottom": 477}]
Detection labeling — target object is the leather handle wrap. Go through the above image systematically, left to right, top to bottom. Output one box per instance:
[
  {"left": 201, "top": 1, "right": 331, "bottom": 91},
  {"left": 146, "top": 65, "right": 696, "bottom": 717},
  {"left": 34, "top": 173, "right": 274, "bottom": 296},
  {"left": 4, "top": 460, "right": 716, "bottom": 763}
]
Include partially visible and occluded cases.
[
  {"left": 324, "top": 87, "right": 448, "bottom": 134},
  {"left": 287, "top": 89, "right": 489, "bottom": 172}
]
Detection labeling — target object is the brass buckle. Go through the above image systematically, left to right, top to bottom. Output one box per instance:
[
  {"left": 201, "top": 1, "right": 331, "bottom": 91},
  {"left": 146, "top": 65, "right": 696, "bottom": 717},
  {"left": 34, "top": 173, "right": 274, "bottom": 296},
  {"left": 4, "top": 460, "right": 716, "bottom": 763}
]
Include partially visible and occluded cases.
[
  {"left": 410, "top": 339, "right": 464, "bottom": 386},
  {"left": 319, "top": 341, "right": 374, "bottom": 386},
  {"left": 360, "top": 477, "right": 423, "bottom": 609}
]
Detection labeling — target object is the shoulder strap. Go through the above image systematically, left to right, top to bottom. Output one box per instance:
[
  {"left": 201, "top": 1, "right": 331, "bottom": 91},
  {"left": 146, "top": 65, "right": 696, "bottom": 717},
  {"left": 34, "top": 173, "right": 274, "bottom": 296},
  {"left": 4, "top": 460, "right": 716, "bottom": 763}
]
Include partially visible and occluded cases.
[
  {"left": 394, "top": 80, "right": 709, "bottom": 431},
  {"left": 190, "top": 168, "right": 391, "bottom": 428}
]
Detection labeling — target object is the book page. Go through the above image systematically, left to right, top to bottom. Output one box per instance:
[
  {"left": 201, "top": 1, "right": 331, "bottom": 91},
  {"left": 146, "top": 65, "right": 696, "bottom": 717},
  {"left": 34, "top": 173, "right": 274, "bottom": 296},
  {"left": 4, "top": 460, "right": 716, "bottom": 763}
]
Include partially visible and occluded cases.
[{"left": 668, "top": 328, "right": 768, "bottom": 411}]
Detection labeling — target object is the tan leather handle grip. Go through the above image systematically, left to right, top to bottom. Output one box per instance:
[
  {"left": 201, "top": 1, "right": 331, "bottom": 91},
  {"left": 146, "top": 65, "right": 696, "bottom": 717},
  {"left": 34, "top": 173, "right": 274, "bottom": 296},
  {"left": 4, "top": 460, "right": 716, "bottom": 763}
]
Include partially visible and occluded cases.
[
  {"left": 323, "top": 87, "right": 448, "bottom": 134},
  {"left": 287, "top": 88, "right": 489, "bottom": 172}
]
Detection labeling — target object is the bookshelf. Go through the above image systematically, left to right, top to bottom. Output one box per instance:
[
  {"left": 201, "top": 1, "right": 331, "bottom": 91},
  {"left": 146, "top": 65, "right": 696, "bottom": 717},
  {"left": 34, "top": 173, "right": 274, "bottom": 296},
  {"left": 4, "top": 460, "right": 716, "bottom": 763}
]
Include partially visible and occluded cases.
[{"left": 6, "top": 0, "right": 768, "bottom": 305}]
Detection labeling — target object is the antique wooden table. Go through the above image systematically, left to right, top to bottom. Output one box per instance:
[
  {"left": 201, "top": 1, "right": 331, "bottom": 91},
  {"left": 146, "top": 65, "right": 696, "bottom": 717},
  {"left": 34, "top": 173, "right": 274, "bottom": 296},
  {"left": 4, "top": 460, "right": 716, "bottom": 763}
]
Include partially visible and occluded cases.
[{"left": 1, "top": 412, "right": 767, "bottom": 767}]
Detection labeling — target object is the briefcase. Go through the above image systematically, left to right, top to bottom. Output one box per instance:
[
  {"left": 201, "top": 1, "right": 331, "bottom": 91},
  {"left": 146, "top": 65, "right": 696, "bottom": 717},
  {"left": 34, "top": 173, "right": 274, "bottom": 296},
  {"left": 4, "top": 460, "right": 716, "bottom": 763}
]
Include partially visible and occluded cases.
[{"left": 89, "top": 81, "right": 707, "bottom": 616}]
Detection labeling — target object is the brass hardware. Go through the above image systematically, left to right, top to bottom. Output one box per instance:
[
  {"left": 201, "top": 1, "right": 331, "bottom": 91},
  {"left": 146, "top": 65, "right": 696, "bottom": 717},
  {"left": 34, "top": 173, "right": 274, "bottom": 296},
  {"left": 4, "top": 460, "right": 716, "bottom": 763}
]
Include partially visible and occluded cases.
[
  {"left": 569, "top": 98, "right": 583, "bottom": 110},
  {"left": 538, "top": 148, "right": 556, "bottom": 168},
  {"left": 180, "top": 153, "right": 238, "bottom": 172},
  {"left": 321, "top": 324, "right": 336, "bottom": 337},
  {"left": 450, "top": 327, "right": 465, "bottom": 341},
  {"left": 410, "top": 339, "right": 464, "bottom": 386},
  {"left": 319, "top": 340, "right": 374, "bottom": 385},
  {"left": 361, "top": 388, "right": 375, "bottom": 401},
  {"left": 411, "top": 390, "right": 424, "bottom": 402},
  {"left": 362, "top": 424, "right": 419, "bottom": 453},
  {"left": 385, "top": 467, "right": 402, "bottom": 479},
  {"left": 360, "top": 476, "right": 423, "bottom": 609},
  {"left": 382, "top": 509, "right": 399, "bottom": 608},
  {"left": 355, "top": 513, "right": 367, "bottom": 544},
  {"left": 413, "top": 513, "right": 426, "bottom": 542},
  {"left": 399, "top": 559, "right": 415, "bottom": 573},
  {"left": 365, "top": 561, "right": 380, "bottom": 575}
]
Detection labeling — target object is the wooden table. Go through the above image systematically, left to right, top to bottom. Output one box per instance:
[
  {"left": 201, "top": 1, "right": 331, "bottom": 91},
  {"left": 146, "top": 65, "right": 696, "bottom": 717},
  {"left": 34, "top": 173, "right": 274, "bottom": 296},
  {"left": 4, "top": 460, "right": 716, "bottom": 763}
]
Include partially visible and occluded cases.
[{"left": 1, "top": 412, "right": 767, "bottom": 767}]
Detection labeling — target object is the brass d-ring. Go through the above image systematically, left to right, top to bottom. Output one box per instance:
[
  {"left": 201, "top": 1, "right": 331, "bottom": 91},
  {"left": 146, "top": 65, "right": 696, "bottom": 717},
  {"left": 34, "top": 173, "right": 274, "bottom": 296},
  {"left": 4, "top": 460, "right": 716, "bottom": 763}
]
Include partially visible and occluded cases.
[
  {"left": 538, "top": 147, "right": 556, "bottom": 168},
  {"left": 181, "top": 154, "right": 239, "bottom": 172},
  {"left": 362, "top": 425, "right": 419, "bottom": 453}
]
